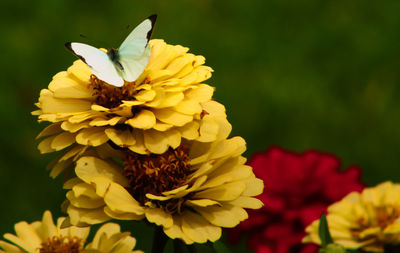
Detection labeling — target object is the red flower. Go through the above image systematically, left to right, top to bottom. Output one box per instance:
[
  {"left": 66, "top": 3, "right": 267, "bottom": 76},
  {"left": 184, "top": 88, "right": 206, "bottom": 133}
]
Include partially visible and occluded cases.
[{"left": 228, "top": 147, "right": 364, "bottom": 253}]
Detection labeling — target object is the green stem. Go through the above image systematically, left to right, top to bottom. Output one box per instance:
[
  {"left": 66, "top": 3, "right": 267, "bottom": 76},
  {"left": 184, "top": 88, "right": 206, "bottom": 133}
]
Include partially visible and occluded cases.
[
  {"left": 151, "top": 226, "right": 168, "bottom": 253},
  {"left": 173, "top": 239, "right": 185, "bottom": 253},
  {"left": 186, "top": 244, "right": 197, "bottom": 253},
  {"left": 384, "top": 244, "right": 400, "bottom": 253}
]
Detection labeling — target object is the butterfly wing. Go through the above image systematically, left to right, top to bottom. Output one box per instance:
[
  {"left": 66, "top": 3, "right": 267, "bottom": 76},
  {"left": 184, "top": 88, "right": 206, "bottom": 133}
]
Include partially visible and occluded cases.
[
  {"left": 118, "top": 14, "right": 157, "bottom": 82},
  {"left": 65, "top": 42, "right": 124, "bottom": 87},
  {"left": 119, "top": 45, "right": 151, "bottom": 82}
]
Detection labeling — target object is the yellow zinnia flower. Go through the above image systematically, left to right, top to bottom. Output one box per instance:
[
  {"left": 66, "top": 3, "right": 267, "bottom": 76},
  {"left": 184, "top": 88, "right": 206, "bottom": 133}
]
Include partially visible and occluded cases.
[
  {"left": 33, "top": 39, "right": 218, "bottom": 158},
  {"left": 42, "top": 99, "right": 229, "bottom": 179},
  {"left": 62, "top": 113, "right": 264, "bottom": 244},
  {"left": 303, "top": 181, "right": 400, "bottom": 252},
  {"left": 0, "top": 210, "right": 142, "bottom": 253}
]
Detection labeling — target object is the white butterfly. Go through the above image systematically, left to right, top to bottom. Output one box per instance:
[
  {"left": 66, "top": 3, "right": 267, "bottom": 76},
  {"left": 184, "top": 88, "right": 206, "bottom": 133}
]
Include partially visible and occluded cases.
[{"left": 65, "top": 14, "right": 157, "bottom": 87}]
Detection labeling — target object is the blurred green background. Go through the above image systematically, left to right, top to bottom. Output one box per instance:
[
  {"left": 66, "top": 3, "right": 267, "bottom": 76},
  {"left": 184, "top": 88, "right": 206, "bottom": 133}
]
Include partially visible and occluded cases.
[{"left": 1, "top": 0, "right": 400, "bottom": 252}]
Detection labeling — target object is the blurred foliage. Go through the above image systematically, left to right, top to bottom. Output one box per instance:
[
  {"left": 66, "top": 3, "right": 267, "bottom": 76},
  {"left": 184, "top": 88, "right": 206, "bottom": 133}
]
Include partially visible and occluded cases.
[{"left": 1, "top": 0, "right": 400, "bottom": 252}]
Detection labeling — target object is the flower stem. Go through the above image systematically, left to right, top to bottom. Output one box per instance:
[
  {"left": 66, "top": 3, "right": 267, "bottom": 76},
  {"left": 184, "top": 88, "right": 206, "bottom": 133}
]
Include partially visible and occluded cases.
[
  {"left": 151, "top": 226, "right": 168, "bottom": 253},
  {"left": 173, "top": 239, "right": 185, "bottom": 253},
  {"left": 186, "top": 244, "right": 197, "bottom": 253},
  {"left": 384, "top": 244, "right": 400, "bottom": 253}
]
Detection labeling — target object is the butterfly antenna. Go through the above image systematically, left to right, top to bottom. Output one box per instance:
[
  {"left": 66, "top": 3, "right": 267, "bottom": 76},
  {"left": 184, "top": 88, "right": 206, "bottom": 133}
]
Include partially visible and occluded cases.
[{"left": 76, "top": 33, "right": 111, "bottom": 49}]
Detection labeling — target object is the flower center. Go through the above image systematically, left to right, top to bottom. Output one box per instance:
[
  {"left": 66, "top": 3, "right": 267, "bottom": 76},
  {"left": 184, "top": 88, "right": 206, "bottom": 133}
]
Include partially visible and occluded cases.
[
  {"left": 89, "top": 75, "right": 137, "bottom": 108},
  {"left": 123, "top": 145, "right": 192, "bottom": 212},
  {"left": 352, "top": 206, "right": 400, "bottom": 242},
  {"left": 375, "top": 206, "right": 400, "bottom": 228},
  {"left": 40, "top": 236, "right": 83, "bottom": 253}
]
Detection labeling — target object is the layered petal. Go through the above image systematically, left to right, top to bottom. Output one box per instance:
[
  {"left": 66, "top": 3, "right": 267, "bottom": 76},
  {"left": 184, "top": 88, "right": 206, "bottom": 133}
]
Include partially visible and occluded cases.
[
  {"left": 34, "top": 40, "right": 225, "bottom": 175},
  {"left": 64, "top": 131, "right": 263, "bottom": 244},
  {"left": 304, "top": 182, "right": 400, "bottom": 252},
  {"left": 0, "top": 211, "right": 142, "bottom": 253}
]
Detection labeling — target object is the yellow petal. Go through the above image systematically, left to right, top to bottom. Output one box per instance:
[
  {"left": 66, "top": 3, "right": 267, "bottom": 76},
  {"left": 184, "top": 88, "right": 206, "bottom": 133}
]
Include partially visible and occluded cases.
[
  {"left": 147, "top": 43, "right": 187, "bottom": 71},
  {"left": 165, "top": 53, "right": 196, "bottom": 77},
  {"left": 193, "top": 55, "right": 206, "bottom": 67},
  {"left": 67, "top": 60, "right": 92, "bottom": 83},
  {"left": 194, "top": 66, "right": 213, "bottom": 83},
  {"left": 49, "top": 76, "right": 93, "bottom": 99},
  {"left": 185, "top": 84, "right": 214, "bottom": 103},
  {"left": 143, "top": 88, "right": 165, "bottom": 108},
  {"left": 134, "top": 89, "right": 156, "bottom": 102},
  {"left": 39, "top": 90, "right": 92, "bottom": 114},
  {"left": 156, "top": 92, "right": 184, "bottom": 108},
  {"left": 174, "top": 99, "right": 202, "bottom": 115},
  {"left": 120, "top": 100, "right": 145, "bottom": 107},
  {"left": 201, "top": 100, "right": 226, "bottom": 117},
  {"left": 91, "top": 104, "right": 110, "bottom": 112},
  {"left": 153, "top": 109, "right": 193, "bottom": 127},
  {"left": 126, "top": 110, "right": 156, "bottom": 130},
  {"left": 68, "top": 111, "right": 99, "bottom": 124},
  {"left": 89, "top": 116, "right": 122, "bottom": 126},
  {"left": 196, "top": 116, "right": 219, "bottom": 142},
  {"left": 61, "top": 121, "right": 89, "bottom": 133},
  {"left": 178, "top": 121, "right": 199, "bottom": 140},
  {"left": 153, "top": 122, "right": 173, "bottom": 131},
  {"left": 36, "top": 123, "right": 62, "bottom": 139},
  {"left": 76, "top": 127, "right": 109, "bottom": 146},
  {"left": 105, "top": 128, "right": 136, "bottom": 147},
  {"left": 164, "top": 129, "right": 181, "bottom": 149},
  {"left": 143, "top": 130, "right": 169, "bottom": 154},
  {"left": 128, "top": 131, "right": 148, "bottom": 155},
  {"left": 51, "top": 132, "right": 76, "bottom": 151},
  {"left": 38, "top": 135, "right": 57, "bottom": 154},
  {"left": 209, "top": 137, "right": 245, "bottom": 160},
  {"left": 59, "top": 145, "right": 87, "bottom": 162},
  {"left": 75, "top": 156, "right": 129, "bottom": 186},
  {"left": 48, "top": 159, "right": 73, "bottom": 178},
  {"left": 202, "top": 164, "right": 252, "bottom": 189},
  {"left": 90, "top": 177, "right": 112, "bottom": 197},
  {"left": 63, "top": 178, "right": 82, "bottom": 189},
  {"left": 241, "top": 178, "right": 264, "bottom": 197},
  {"left": 194, "top": 182, "right": 246, "bottom": 201},
  {"left": 104, "top": 183, "right": 144, "bottom": 215},
  {"left": 162, "top": 185, "right": 189, "bottom": 196},
  {"left": 67, "top": 190, "right": 104, "bottom": 209},
  {"left": 145, "top": 194, "right": 173, "bottom": 201},
  {"left": 228, "top": 196, "right": 264, "bottom": 209},
  {"left": 186, "top": 199, "right": 220, "bottom": 207},
  {"left": 194, "top": 204, "right": 247, "bottom": 228},
  {"left": 67, "top": 205, "right": 111, "bottom": 225},
  {"left": 103, "top": 207, "right": 144, "bottom": 221},
  {"left": 145, "top": 208, "right": 173, "bottom": 228},
  {"left": 41, "top": 210, "right": 58, "bottom": 240},
  {"left": 181, "top": 211, "right": 221, "bottom": 243},
  {"left": 163, "top": 216, "right": 194, "bottom": 244},
  {"left": 61, "top": 219, "right": 90, "bottom": 241},
  {"left": 11, "top": 222, "right": 42, "bottom": 251},
  {"left": 384, "top": 222, "right": 400, "bottom": 234},
  {"left": 90, "top": 223, "right": 121, "bottom": 248},
  {"left": 359, "top": 227, "right": 381, "bottom": 240},
  {"left": 3, "top": 232, "right": 37, "bottom": 252},
  {"left": 0, "top": 240, "right": 22, "bottom": 252}
]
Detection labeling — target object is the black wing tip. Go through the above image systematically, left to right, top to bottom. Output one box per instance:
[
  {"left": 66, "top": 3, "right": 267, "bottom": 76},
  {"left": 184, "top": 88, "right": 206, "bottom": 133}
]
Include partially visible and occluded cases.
[
  {"left": 146, "top": 14, "right": 157, "bottom": 41},
  {"left": 147, "top": 14, "right": 157, "bottom": 25},
  {"left": 64, "top": 42, "right": 87, "bottom": 64},
  {"left": 65, "top": 42, "right": 72, "bottom": 50}
]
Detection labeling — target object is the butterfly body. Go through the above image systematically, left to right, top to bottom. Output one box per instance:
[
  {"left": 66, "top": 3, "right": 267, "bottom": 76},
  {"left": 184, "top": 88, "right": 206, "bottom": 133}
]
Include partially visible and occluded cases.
[
  {"left": 65, "top": 14, "right": 157, "bottom": 87},
  {"left": 107, "top": 48, "right": 123, "bottom": 71}
]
